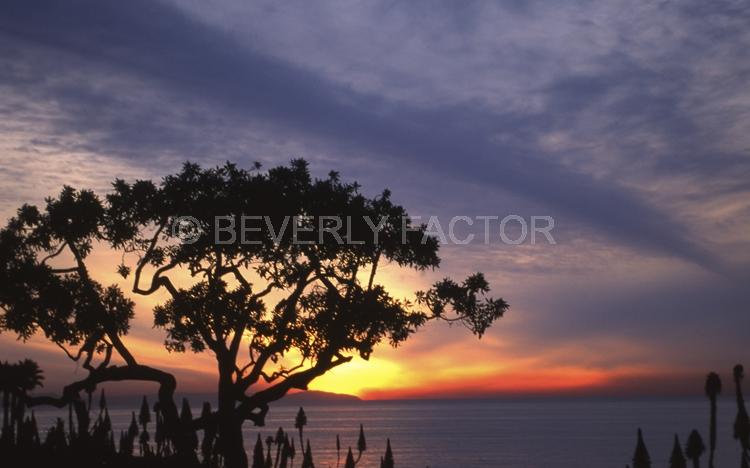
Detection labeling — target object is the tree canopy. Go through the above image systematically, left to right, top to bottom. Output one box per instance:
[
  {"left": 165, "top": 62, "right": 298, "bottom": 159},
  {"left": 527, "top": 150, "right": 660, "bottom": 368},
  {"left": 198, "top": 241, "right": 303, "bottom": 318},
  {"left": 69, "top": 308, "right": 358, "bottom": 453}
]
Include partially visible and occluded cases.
[{"left": 0, "top": 160, "right": 508, "bottom": 467}]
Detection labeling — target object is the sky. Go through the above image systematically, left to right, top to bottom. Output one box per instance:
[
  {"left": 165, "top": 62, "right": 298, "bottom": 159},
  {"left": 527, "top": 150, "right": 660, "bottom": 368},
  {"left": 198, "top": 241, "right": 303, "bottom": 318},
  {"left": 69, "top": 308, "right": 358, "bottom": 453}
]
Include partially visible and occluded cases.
[{"left": 0, "top": 0, "right": 749, "bottom": 399}]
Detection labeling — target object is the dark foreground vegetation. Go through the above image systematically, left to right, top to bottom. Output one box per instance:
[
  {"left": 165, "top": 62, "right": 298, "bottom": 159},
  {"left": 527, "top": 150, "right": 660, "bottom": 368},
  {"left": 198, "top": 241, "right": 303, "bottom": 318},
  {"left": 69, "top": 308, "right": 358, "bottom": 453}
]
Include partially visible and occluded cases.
[
  {"left": 0, "top": 359, "right": 393, "bottom": 467},
  {"left": 628, "top": 364, "right": 750, "bottom": 468}
]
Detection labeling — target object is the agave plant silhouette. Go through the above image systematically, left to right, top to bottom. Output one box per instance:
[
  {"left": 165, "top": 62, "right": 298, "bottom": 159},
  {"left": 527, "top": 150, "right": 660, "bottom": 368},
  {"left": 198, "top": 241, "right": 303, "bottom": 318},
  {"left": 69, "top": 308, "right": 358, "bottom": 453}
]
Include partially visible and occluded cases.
[
  {"left": 0, "top": 361, "right": 10, "bottom": 435},
  {"left": 734, "top": 365, "right": 750, "bottom": 465},
  {"left": 705, "top": 372, "right": 721, "bottom": 468},
  {"left": 295, "top": 407, "right": 307, "bottom": 452},
  {"left": 633, "top": 428, "right": 652, "bottom": 468},
  {"left": 685, "top": 430, "right": 706, "bottom": 468},
  {"left": 670, "top": 434, "right": 687, "bottom": 468}
]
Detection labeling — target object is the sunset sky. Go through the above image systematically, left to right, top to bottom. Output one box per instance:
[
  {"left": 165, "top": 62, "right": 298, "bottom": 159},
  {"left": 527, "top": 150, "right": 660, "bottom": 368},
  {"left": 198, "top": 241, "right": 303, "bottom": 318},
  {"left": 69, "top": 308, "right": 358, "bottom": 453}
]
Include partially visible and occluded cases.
[{"left": 1, "top": 0, "right": 749, "bottom": 400}]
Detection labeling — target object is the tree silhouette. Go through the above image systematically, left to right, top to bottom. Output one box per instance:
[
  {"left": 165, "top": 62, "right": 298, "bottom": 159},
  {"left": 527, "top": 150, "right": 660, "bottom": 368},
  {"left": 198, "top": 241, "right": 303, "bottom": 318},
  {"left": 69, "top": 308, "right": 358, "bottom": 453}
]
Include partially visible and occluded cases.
[
  {"left": 0, "top": 160, "right": 507, "bottom": 467},
  {"left": 705, "top": 372, "right": 721, "bottom": 468},
  {"left": 633, "top": 428, "right": 651, "bottom": 468},
  {"left": 685, "top": 430, "right": 705, "bottom": 468},
  {"left": 670, "top": 434, "right": 687, "bottom": 468}
]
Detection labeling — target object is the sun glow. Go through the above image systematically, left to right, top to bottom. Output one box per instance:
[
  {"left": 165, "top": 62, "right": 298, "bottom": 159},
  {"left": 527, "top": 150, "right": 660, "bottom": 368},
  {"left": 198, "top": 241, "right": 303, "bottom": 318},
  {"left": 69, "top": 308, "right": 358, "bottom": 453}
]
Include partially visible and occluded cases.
[{"left": 308, "top": 356, "right": 403, "bottom": 397}]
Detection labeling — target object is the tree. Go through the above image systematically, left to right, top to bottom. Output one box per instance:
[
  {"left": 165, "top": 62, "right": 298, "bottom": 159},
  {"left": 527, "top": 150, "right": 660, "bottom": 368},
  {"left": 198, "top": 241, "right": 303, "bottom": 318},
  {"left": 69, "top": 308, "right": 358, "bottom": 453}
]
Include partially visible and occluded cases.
[
  {"left": 0, "top": 160, "right": 508, "bottom": 468},
  {"left": 704, "top": 372, "right": 721, "bottom": 468},
  {"left": 632, "top": 428, "right": 651, "bottom": 468},
  {"left": 685, "top": 430, "right": 705, "bottom": 468}
]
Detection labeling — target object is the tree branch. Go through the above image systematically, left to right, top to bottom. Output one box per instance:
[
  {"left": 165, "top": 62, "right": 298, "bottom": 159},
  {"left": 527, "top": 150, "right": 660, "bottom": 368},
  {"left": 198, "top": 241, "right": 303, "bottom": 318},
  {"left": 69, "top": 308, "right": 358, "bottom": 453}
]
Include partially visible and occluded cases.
[
  {"left": 66, "top": 239, "right": 138, "bottom": 366},
  {"left": 39, "top": 241, "right": 67, "bottom": 264},
  {"left": 236, "top": 353, "right": 352, "bottom": 426},
  {"left": 24, "top": 363, "right": 193, "bottom": 457}
]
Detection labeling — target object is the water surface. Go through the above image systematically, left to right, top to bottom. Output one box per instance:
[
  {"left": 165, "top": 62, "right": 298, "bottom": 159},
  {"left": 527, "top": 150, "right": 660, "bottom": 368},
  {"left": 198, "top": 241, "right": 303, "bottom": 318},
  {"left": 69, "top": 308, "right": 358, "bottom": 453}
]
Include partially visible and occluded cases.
[{"left": 32, "top": 398, "right": 742, "bottom": 467}]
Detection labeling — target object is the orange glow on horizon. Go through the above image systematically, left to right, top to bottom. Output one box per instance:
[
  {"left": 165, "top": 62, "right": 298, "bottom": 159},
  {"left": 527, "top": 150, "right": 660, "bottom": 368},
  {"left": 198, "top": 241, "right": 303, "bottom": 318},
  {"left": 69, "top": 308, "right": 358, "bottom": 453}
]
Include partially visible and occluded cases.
[{"left": 0, "top": 234, "right": 700, "bottom": 400}]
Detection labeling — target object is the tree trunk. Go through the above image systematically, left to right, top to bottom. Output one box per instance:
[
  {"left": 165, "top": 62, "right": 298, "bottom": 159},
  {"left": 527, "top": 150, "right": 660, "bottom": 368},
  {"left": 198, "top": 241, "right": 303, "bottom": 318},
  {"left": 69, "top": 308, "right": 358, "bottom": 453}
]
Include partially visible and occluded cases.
[
  {"left": 218, "top": 361, "right": 248, "bottom": 468},
  {"left": 217, "top": 413, "right": 247, "bottom": 468}
]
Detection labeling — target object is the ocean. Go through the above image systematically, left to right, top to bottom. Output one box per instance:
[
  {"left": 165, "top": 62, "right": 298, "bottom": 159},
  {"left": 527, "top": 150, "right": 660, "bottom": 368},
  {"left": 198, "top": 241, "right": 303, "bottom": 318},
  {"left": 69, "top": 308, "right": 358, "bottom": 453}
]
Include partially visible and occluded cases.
[{"left": 30, "top": 397, "right": 744, "bottom": 467}]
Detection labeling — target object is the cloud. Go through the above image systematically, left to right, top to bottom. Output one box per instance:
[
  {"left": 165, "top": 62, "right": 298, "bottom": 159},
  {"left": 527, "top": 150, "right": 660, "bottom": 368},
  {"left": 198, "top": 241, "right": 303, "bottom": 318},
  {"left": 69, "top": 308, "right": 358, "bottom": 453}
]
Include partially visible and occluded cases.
[
  {"left": 1, "top": 0, "right": 749, "bottom": 395},
  {"left": 2, "top": 0, "right": 746, "bottom": 272}
]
